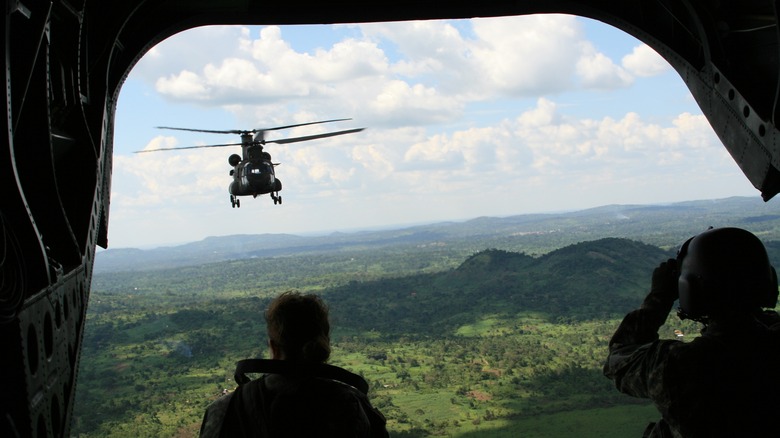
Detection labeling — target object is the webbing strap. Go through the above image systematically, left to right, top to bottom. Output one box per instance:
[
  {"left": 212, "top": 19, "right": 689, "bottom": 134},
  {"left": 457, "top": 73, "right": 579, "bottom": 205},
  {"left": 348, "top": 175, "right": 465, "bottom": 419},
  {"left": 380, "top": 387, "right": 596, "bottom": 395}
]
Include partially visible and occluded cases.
[{"left": 233, "top": 359, "right": 369, "bottom": 394}]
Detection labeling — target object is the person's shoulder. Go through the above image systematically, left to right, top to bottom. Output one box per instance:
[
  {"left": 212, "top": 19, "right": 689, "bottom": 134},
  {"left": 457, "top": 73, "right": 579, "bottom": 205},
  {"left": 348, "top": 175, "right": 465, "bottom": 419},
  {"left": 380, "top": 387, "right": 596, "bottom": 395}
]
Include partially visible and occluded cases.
[
  {"left": 761, "top": 310, "right": 780, "bottom": 328},
  {"left": 260, "top": 372, "right": 365, "bottom": 400},
  {"left": 295, "top": 374, "right": 369, "bottom": 400},
  {"left": 318, "top": 375, "right": 371, "bottom": 398},
  {"left": 200, "top": 391, "right": 236, "bottom": 438}
]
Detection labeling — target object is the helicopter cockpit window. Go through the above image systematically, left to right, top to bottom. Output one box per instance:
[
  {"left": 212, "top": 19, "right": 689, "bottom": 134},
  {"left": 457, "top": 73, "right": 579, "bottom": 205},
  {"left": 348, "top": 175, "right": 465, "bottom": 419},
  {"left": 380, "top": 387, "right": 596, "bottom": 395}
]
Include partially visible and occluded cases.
[{"left": 257, "top": 162, "right": 273, "bottom": 173}]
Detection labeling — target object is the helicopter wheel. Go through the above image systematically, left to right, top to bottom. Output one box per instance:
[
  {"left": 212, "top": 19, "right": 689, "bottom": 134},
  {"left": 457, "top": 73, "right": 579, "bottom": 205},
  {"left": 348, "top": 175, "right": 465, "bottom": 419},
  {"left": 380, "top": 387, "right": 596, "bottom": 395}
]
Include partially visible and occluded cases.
[
  {"left": 230, "top": 196, "right": 235, "bottom": 208},
  {"left": 279, "top": 196, "right": 282, "bottom": 205},
  {"left": 236, "top": 198, "right": 240, "bottom": 208}
]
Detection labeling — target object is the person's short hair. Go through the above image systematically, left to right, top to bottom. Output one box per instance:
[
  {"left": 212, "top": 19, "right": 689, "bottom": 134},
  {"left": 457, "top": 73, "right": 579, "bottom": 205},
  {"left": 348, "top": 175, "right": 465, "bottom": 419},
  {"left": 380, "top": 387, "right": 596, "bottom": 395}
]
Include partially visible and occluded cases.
[{"left": 265, "top": 291, "right": 331, "bottom": 362}]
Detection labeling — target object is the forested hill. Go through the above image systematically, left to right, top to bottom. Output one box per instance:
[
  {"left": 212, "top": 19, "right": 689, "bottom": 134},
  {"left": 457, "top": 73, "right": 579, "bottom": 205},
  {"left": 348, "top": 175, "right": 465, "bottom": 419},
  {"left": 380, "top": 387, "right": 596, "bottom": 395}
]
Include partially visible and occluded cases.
[
  {"left": 95, "top": 196, "right": 780, "bottom": 273},
  {"left": 77, "top": 231, "right": 771, "bottom": 436},
  {"left": 77, "top": 238, "right": 672, "bottom": 436},
  {"left": 323, "top": 238, "right": 670, "bottom": 337}
]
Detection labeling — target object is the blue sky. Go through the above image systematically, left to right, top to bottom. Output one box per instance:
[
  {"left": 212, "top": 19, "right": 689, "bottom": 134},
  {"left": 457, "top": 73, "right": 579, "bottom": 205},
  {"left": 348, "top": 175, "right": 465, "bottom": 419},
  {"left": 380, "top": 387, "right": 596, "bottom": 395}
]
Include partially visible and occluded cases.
[{"left": 109, "top": 15, "right": 764, "bottom": 249}]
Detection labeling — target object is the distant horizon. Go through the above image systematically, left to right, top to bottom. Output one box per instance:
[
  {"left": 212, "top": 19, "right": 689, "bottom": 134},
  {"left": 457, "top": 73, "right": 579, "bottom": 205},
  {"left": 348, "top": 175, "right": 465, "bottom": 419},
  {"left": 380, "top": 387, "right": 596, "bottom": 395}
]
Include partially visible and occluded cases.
[
  {"left": 109, "top": 18, "right": 760, "bottom": 249},
  {"left": 105, "top": 194, "right": 764, "bottom": 250}
]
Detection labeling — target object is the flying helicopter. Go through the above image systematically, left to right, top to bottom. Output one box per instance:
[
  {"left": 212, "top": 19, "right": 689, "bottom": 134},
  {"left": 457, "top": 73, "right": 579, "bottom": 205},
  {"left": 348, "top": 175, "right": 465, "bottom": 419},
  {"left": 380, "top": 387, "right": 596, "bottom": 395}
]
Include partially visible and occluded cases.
[{"left": 135, "top": 118, "right": 364, "bottom": 207}]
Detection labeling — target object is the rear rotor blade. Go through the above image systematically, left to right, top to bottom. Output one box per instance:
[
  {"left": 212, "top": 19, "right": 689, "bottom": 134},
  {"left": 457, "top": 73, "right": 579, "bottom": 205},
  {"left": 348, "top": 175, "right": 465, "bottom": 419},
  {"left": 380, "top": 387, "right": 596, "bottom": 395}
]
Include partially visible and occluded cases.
[
  {"left": 253, "top": 118, "right": 353, "bottom": 142},
  {"left": 256, "top": 118, "right": 352, "bottom": 133},
  {"left": 158, "top": 119, "right": 353, "bottom": 137},
  {"left": 145, "top": 120, "right": 362, "bottom": 151},
  {"left": 156, "top": 126, "right": 251, "bottom": 135},
  {"left": 267, "top": 128, "right": 365, "bottom": 145},
  {"left": 134, "top": 142, "right": 243, "bottom": 153}
]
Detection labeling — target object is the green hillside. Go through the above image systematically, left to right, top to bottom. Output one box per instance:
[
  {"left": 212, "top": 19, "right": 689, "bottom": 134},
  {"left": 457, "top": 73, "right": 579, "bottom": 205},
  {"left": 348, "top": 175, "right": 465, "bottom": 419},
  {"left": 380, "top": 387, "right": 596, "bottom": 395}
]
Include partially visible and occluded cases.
[
  {"left": 94, "top": 196, "right": 780, "bottom": 273},
  {"left": 74, "top": 237, "right": 684, "bottom": 437},
  {"left": 323, "top": 238, "right": 670, "bottom": 337}
]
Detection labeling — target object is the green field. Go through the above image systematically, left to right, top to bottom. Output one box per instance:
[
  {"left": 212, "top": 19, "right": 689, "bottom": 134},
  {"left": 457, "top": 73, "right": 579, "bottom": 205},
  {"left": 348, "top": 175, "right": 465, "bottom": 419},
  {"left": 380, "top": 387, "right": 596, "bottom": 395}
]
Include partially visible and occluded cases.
[
  {"left": 75, "top": 198, "right": 780, "bottom": 436},
  {"left": 72, "top": 237, "right": 699, "bottom": 437}
]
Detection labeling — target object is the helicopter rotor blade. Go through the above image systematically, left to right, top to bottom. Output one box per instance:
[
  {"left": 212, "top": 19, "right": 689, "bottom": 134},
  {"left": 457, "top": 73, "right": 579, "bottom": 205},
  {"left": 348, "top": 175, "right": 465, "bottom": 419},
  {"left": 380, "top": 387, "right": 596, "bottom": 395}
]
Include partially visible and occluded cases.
[
  {"left": 252, "top": 118, "right": 352, "bottom": 141},
  {"left": 255, "top": 118, "right": 352, "bottom": 133},
  {"left": 158, "top": 119, "right": 354, "bottom": 138},
  {"left": 140, "top": 120, "right": 362, "bottom": 152},
  {"left": 156, "top": 126, "right": 251, "bottom": 135},
  {"left": 267, "top": 128, "right": 365, "bottom": 145},
  {"left": 134, "top": 142, "right": 244, "bottom": 153}
]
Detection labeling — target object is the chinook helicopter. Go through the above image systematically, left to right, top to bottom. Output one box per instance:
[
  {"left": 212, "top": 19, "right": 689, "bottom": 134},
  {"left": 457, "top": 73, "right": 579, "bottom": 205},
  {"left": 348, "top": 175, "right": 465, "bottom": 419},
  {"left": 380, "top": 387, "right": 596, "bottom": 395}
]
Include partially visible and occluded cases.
[{"left": 135, "top": 118, "right": 364, "bottom": 207}]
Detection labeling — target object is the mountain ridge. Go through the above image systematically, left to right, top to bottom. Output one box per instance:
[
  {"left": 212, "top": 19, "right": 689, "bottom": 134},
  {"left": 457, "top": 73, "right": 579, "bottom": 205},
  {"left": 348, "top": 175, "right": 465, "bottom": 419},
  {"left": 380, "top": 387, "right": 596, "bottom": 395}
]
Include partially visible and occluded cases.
[
  {"left": 96, "top": 196, "right": 780, "bottom": 273},
  {"left": 322, "top": 237, "right": 671, "bottom": 336}
]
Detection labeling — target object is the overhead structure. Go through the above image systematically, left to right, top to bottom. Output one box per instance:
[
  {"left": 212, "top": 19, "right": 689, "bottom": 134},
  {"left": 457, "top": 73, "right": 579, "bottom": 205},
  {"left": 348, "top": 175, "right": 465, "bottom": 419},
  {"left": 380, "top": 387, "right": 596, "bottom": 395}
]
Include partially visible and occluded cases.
[{"left": 2, "top": 1, "right": 780, "bottom": 436}]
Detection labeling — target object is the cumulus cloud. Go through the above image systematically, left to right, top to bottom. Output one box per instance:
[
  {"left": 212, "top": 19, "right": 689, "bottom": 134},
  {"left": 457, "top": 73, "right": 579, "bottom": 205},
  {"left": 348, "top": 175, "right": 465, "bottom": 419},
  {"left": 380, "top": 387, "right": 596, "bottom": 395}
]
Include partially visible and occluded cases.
[
  {"left": 469, "top": 15, "right": 583, "bottom": 96},
  {"left": 359, "top": 16, "right": 635, "bottom": 98},
  {"left": 145, "top": 17, "right": 653, "bottom": 126},
  {"left": 110, "top": 18, "right": 753, "bottom": 248},
  {"left": 131, "top": 27, "right": 247, "bottom": 81},
  {"left": 243, "top": 27, "right": 388, "bottom": 82},
  {"left": 622, "top": 44, "right": 670, "bottom": 77},
  {"left": 576, "top": 46, "right": 634, "bottom": 89},
  {"left": 155, "top": 70, "right": 211, "bottom": 100},
  {"left": 369, "top": 80, "right": 463, "bottom": 125},
  {"left": 110, "top": 95, "right": 749, "bottom": 247},
  {"left": 385, "top": 98, "right": 727, "bottom": 191},
  {"left": 119, "top": 105, "right": 727, "bottom": 210},
  {"left": 114, "top": 136, "right": 228, "bottom": 207}
]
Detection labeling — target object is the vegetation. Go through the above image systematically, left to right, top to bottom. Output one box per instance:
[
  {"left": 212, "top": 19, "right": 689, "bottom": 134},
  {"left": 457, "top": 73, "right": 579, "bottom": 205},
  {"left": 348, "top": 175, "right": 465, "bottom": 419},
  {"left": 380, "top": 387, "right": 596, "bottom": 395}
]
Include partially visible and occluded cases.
[
  {"left": 94, "top": 196, "right": 780, "bottom": 275},
  {"left": 77, "top": 198, "right": 780, "bottom": 436},
  {"left": 73, "top": 235, "right": 720, "bottom": 437}
]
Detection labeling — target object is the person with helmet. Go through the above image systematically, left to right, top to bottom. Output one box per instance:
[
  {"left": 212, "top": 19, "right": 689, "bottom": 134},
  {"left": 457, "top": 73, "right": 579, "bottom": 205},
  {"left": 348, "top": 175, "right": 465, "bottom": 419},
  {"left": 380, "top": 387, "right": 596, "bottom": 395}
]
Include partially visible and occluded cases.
[
  {"left": 604, "top": 227, "right": 780, "bottom": 437},
  {"left": 200, "top": 291, "right": 389, "bottom": 438}
]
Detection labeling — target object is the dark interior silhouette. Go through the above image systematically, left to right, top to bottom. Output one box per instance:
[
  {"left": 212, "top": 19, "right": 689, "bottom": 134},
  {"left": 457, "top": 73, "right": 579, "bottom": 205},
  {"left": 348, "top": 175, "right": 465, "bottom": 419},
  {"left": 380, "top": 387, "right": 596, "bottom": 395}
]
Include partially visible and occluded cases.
[{"left": 2, "top": 1, "right": 780, "bottom": 436}]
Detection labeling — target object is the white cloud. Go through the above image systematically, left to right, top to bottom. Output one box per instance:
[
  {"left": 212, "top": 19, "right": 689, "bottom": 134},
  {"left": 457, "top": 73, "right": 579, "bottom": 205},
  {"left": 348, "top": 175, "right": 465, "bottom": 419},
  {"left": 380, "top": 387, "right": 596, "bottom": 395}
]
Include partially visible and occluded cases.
[
  {"left": 469, "top": 15, "right": 582, "bottom": 96},
  {"left": 145, "top": 17, "right": 651, "bottom": 128},
  {"left": 109, "top": 19, "right": 759, "bottom": 248},
  {"left": 359, "top": 20, "right": 468, "bottom": 74},
  {"left": 243, "top": 26, "right": 389, "bottom": 83},
  {"left": 132, "top": 27, "right": 247, "bottom": 81},
  {"left": 622, "top": 44, "right": 670, "bottom": 77},
  {"left": 576, "top": 46, "right": 634, "bottom": 89},
  {"left": 155, "top": 70, "right": 211, "bottom": 100},
  {"left": 369, "top": 80, "right": 462, "bottom": 125},
  {"left": 109, "top": 96, "right": 753, "bottom": 248},
  {"left": 114, "top": 99, "right": 733, "bottom": 214},
  {"left": 512, "top": 100, "right": 728, "bottom": 180},
  {"left": 114, "top": 136, "right": 228, "bottom": 208},
  {"left": 351, "top": 144, "right": 396, "bottom": 178}
]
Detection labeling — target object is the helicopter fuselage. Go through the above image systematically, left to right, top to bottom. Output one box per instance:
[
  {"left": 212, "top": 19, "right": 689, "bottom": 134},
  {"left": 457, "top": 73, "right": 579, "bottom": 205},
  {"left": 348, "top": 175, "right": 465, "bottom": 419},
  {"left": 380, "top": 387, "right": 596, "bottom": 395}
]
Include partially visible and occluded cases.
[
  {"left": 136, "top": 119, "right": 363, "bottom": 208},
  {"left": 229, "top": 158, "right": 283, "bottom": 207}
]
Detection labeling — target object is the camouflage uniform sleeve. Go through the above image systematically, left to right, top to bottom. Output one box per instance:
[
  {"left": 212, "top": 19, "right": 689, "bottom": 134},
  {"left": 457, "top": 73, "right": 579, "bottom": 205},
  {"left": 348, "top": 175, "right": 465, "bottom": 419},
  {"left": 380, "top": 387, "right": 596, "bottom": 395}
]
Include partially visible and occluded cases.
[
  {"left": 604, "top": 259, "right": 679, "bottom": 398},
  {"left": 603, "top": 306, "right": 676, "bottom": 398}
]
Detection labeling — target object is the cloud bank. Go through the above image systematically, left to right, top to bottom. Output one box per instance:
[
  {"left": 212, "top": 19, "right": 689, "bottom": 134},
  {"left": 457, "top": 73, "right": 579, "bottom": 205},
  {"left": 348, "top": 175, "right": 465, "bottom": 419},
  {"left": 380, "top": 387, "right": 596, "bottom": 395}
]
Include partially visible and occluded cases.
[{"left": 109, "top": 16, "right": 755, "bottom": 248}]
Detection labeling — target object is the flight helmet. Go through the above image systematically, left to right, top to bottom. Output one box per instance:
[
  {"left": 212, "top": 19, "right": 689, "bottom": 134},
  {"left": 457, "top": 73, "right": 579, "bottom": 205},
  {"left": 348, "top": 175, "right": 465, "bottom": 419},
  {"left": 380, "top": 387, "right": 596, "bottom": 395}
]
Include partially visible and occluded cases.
[{"left": 677, "top": 227, "right": 778, "bottom": 320}]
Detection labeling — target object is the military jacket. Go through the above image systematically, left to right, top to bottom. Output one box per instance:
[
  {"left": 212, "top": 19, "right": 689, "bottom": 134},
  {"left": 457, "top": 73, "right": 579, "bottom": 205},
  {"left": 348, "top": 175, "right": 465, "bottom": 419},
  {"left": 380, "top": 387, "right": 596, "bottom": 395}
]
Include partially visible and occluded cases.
[
  {"left": 604, "top": 308, "right": 780, "bottom": 437},
  {"left": 200, "top": 360, "right": 388, "bottom": 438}
]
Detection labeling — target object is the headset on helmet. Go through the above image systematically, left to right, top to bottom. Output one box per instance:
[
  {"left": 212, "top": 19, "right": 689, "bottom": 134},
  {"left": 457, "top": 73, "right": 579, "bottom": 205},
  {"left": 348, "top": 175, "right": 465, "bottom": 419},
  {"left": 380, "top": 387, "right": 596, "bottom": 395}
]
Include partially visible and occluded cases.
[{"left": 676, "top": 227, "right": 778, "bottom": 321}]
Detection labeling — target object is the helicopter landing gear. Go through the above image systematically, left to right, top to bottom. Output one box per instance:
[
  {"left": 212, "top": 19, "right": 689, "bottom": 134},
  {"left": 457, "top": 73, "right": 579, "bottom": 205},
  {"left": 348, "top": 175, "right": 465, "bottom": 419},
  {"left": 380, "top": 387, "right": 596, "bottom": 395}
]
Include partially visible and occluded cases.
[
  {"left": 271, "top": 192, "right": 282, "bottom": 205},
  {"left": 231, "top": 195, "right": 240, "bottom": 208}
]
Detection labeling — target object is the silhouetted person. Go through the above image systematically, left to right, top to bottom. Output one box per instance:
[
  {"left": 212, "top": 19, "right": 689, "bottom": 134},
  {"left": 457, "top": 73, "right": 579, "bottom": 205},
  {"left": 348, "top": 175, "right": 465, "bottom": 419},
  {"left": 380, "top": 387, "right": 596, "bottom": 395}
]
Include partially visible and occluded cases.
[
  {"left": 604, "top": 227, "right": 780, "bottom": 437},
  {"left": 200, "top": 292, "right": 388, "bottom": 437}
]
